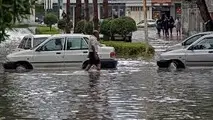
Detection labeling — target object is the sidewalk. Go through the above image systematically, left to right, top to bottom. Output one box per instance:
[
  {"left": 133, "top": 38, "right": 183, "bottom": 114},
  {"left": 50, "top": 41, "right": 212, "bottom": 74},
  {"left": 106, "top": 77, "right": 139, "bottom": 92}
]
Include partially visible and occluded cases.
[{"left": 132, "top": 28, "right": 187, "bottom": 52}]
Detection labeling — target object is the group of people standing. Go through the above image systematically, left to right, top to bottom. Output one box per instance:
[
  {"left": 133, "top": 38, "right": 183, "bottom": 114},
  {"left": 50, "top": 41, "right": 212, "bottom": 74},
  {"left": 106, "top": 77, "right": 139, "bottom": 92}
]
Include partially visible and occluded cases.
[{"left": 156, "top": 15, "right": 181, "bottom": 37}]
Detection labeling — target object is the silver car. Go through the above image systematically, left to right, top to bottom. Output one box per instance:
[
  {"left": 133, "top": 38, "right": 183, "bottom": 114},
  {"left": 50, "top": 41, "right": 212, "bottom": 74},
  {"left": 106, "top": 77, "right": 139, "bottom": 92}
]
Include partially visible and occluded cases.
[
  {"left": 166, "top": 32, "right": 213, "bottom": 51},
  {"left": 158, "top": 34, "right": 213, "bottom": 68}
]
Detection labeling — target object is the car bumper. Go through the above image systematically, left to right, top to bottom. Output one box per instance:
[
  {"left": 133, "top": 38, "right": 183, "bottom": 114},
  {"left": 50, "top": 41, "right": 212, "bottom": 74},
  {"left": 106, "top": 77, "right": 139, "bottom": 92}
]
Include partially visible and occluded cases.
[
  {"left": 101, "top": 59, "right": 118, "bottom": 69},
  {"left": 157, "top": 60, "right": 171, "bottom": 68},
  {"left": 3, "top": 62, "right": 16, "bottom": 69}
]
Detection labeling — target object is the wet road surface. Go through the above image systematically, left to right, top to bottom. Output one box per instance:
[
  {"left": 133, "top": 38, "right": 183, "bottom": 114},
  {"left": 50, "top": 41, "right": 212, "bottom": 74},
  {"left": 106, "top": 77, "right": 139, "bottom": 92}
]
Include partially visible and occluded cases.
[
  {"left": 0, "top": 29, "right": 213, "bottom": 120},
  {"left": 0, "top": 61, "right": 213, "bottom": 120}
]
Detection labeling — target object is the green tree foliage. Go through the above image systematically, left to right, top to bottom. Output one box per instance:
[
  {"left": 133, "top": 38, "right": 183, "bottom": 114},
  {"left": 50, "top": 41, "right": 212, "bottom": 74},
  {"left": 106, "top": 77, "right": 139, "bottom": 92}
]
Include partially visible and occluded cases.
[
  {"left": 0, "top": 0, "right": 36, "bottom": 42},
  {"left": 44, "top": 13, "right": 58, "bottom": 31},
  {"left": 112, "top": 16, "right": 137, "bottom": 40},
  {"left": 100, "top": 17, "right": 137, "bottom": 41},
  {"left": 57, "top": 18, "right": 73, "bottom": 33},
  {"left": 100, "top": 18, "right": 112, "bottom": 36},
  {"left": 57, "top": 19, "right": 66, "bottom": 31},
  {"left": 75, "top": 20, "right": 94, "bottom": 34},
  {"left": 85, "top": 21, "right": 94, "bottom": 35}
]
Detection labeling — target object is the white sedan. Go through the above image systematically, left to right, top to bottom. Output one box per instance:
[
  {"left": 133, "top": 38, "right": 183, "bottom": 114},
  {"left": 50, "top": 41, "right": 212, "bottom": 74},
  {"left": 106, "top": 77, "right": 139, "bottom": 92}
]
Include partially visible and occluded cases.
[{"left": 3, "top": 34, "right": 118, "bottom": 71}]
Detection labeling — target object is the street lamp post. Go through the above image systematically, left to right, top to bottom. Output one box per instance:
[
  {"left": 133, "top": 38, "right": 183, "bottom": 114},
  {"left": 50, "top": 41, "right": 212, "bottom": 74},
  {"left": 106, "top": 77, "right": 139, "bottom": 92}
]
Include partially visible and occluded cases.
[{"left": 143, "top": 0, "right": 148, "bottom": 44}]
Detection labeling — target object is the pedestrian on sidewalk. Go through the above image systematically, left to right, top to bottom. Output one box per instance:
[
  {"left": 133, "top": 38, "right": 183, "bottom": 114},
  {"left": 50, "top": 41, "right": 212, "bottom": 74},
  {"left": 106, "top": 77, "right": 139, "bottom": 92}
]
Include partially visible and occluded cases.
[
  {"left": 161, "top": 14, "right": 166, "bottom": 36},
  {"left": 156, "top": 16, "right": 162, "bottom": 36},
  {"left": 163, "top": 16, "right": 169, "bottom": 38},
  {"left": 168, "top": 16, "right": 175, "bottom": 36},
  {"left": 175, "top": 17, "right": 181, "bottom": 37},
  {"left": 85, "top": 30, "right": 101, "bottom": 72}
]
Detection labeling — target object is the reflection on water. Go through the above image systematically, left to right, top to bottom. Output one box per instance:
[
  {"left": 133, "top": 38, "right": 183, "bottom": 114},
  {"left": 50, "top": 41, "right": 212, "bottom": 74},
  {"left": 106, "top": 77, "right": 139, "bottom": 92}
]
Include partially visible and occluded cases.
[{"left": 0, "top": 61, "right": 213, "bottom": 120}]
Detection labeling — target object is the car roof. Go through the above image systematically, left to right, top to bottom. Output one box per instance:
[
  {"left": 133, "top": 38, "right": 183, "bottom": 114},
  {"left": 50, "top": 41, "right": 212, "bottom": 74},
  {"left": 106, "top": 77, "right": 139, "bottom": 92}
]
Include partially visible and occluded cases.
[
  {"left": 196, "top": 31, "right": 213, "bottom": 35},
  {"left": 24, "top": 34, "right": 52, "bottom": 38},
  {"left": 51, "top": 34, "right": 91, "bottom": 38},
  {"left": 200, "top": 34, "right": 213, "bottom": 38}
]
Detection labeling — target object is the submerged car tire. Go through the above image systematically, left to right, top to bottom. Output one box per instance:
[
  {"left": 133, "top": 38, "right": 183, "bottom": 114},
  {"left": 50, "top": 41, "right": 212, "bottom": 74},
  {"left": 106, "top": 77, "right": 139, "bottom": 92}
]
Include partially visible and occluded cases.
[
  {"left": 169, "top": 60, "right": 185, "bottom": 70},
  {"left": 169, "top": 61, "right": 178, "bottom": 70},
  {"left": 15, "top": 62, "right": 33, "bottom": 72},
  {"left": 16, "top": 64, "right": 28, "bottom": 72}
]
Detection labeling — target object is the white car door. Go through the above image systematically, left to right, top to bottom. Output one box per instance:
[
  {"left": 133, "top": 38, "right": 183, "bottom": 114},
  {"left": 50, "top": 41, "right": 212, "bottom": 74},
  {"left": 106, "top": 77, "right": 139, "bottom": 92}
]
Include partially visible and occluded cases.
[
  {"left": 32, "top": 37, "right": 65, "bottom": 68},
  {"left": 64, "top": 37, "right": 89, "bottom": 68},
  {"left": 186, "top": 37, "right": 213, "bottom": 66}
]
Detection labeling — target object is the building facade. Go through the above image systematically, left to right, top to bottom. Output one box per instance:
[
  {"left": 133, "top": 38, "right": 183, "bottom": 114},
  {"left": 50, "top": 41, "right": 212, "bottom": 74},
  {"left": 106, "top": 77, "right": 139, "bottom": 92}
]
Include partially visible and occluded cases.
[
  {"left": 36, "top": 0, "right": 152, "bottom": 24},
  {"left": 152, "top": 0, "right": 182, "bottom": 19}
]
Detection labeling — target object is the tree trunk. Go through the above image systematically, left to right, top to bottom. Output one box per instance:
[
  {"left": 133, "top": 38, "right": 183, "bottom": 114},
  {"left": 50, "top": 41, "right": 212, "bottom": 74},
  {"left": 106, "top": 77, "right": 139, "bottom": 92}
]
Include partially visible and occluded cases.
[
  {"left": 66, "top": 0, "right": 71, "bottom": 33},
  {"left": 66, "top": 0, "right": 70, "bottom": 15},
  {"left": 75, "top": 0, "right": 82, "bottom": 32},
  {"left": 84, "top": 0, "right": 89, "bottom": 21},
  {"left": 93, "top": 0, "right": 99, "bottom": 40},
  {"left": 93, "top": 0, "right": 99, "bottom": 30},
  {"left": 103, "top": 0, "right": 108, "bottom": 19},
  {"left": 196, "top": 0, "right": 213, "bottom": 31}
]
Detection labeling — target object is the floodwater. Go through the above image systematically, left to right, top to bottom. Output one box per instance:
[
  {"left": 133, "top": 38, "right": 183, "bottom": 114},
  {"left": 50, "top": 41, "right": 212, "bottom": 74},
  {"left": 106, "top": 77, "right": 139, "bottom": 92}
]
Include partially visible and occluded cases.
[
  {"left": 0, "top": 29, "right": 213, "bottom": 120},
  {"left": 0, "top": 62, "right": 213, "bottom": 120}
]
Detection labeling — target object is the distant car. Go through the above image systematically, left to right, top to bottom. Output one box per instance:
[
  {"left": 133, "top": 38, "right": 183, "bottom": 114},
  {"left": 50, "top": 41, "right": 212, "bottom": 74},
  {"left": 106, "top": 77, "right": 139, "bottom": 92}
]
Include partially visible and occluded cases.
[
  {"left": 137, "top": 19, "right": 156, "bottom": 28},
  {"left": 166, "top": 32, "right": 213, "bottom": 51},
  {"left": 3, "top": 34, "right": 117, "bottom": 71},
  {"left": 16, "top": 34, "right": 52, "bottom": 51},
  {"left": 157, "top": 34, "right": 213, "bottom": 69}
]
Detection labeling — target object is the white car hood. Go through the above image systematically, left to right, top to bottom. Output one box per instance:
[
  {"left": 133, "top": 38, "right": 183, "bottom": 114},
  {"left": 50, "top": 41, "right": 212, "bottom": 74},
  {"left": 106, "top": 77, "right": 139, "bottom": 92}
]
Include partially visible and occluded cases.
[{"left": 7, "top": 50, "right": 34, "bottom": 58}]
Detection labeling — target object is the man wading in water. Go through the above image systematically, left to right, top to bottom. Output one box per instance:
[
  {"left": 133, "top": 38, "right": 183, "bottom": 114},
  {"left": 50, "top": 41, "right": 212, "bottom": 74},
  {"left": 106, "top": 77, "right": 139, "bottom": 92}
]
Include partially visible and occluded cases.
[{"left": 85, "top": 30, "right": 101, "bottom": 71}]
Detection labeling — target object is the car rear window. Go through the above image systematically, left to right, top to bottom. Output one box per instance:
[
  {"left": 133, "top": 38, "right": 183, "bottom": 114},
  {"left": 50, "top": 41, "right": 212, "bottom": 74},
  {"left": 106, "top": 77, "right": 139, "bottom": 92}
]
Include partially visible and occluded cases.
[
  {"left": 18, "top": 37, "right": 31, "bottom": 49},
  {"left": 33, "top": 37, "right": 49, "bottom": 48}
]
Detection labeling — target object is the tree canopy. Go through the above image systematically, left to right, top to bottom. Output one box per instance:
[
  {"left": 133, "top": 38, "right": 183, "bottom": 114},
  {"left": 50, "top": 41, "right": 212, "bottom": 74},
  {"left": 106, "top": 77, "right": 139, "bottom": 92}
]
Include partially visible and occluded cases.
[
  {"left": 0, "top": 0, "right": 36, "bottom": 42},
  {"left": 44, "top": 13, "right": 58, "bottom": 30}
]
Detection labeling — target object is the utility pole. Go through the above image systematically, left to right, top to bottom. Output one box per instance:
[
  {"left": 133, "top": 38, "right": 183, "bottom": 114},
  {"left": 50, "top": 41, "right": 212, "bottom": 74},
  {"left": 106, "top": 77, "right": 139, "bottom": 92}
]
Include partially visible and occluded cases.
[{"left": 143, "top": 0, "right": 148, "bottom": 44}]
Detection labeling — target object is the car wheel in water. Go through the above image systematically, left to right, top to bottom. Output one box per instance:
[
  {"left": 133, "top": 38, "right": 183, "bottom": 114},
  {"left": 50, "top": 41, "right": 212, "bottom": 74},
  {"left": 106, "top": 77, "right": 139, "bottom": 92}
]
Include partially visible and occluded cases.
[
  {"left": 168, "top": 61, "right": 178, "bottom": 71},
  {"left": 16, "top": 64, "right": 28, "bottom": 72}
]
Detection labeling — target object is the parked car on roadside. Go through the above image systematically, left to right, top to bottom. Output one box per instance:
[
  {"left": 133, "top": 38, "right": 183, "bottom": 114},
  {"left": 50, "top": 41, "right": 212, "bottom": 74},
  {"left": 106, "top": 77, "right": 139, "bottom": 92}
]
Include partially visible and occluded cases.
[
  {"left": 137, "top": 19, "right": 156, "bottom": 28},
  {"left": 166, "top": 32, "right": 213, "bottom": 51},
  {"left": 3, "top": 34, "right": 117, "bottom": 71},
  {"left": 16, "top": 34, "right": 52, "bottom": 51},
  {"left": 157, "top": 34, "right": 213, "bottom": 69}
]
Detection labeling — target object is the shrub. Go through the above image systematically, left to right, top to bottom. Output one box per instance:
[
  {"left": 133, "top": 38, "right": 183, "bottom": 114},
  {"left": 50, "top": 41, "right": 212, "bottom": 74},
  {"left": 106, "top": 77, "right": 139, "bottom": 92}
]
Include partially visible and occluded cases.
[
  {"left": 44, "top": 13, "right": 58, "bottom": 30},
  {"left": 100, "top": 17, "right": 137, "bottom": 41},
  {"left": 111, "top": 17, "right": 137, "bottom": 40},
  {"left": 58, "top": 18, "right": 73, "bottom": 33},
  {"left": 100, "top": 18, "right": 112, "bottom": 36},
  {"left": 57, "top": 19, "right": 66, "bottom": 31},
  {"left": 75, "top": 20, "right": 94, "bottom": 34},
  {"left": 75, "top": 20, "right": 87, "bottom": 33},
  {"left": 85, "top": 21, "right": 94, "bottom": 35},
  {"left": 35, "top": 26, "right": 59, "bottom": 34},
  {"left": 101, "top": 41, "right": 155, "bottom": 58}
]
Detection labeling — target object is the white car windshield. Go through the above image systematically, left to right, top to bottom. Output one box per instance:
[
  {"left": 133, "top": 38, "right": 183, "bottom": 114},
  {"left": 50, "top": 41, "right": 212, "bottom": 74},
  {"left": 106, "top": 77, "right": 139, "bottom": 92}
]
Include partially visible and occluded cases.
[{"left": 33, "top": 37, "right": 49, "bottom": 48}]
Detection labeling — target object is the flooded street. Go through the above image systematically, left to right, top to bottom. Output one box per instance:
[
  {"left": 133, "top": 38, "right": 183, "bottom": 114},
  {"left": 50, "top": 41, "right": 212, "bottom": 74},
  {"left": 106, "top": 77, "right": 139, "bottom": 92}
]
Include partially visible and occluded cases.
[
  {"left": 0, "top": 29, "right": 213, "bottom": 120},
  {"left": 1, "top": 62, "right": 213, "bottom": 120}
]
